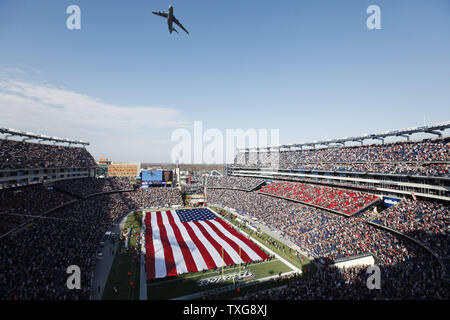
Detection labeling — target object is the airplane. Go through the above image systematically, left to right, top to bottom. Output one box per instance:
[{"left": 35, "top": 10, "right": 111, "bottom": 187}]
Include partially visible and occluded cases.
[{"left": 152, "top": 5, "right": 189, "bottom": 35}]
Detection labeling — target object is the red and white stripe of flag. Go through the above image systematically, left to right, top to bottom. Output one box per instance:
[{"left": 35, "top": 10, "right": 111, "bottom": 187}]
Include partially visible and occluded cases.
[{"left": 144, "top": 210, "right": 269, "bottom": 280}]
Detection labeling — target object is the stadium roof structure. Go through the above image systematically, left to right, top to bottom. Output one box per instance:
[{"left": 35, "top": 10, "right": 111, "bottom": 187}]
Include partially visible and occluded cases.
[
  {"left": 237, "top": 121, "right": 450, "bottom": 152},
  {"left": 0, "top": 127, "right": 90, "bottom": 146}
]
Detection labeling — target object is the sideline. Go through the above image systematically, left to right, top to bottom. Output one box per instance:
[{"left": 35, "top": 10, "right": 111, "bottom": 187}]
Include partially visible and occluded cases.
[
  {"left": 139, "top": 211, "right": 147, "bottom": 300},
  {"left": 91, "top": 213, "right": 129, "bottom": 300},
  {"left": 147, "top": 259, "right": 283, "bottom": 288},
  {"left": 172, "top": 270, "right": 298, "bottom": 300}
]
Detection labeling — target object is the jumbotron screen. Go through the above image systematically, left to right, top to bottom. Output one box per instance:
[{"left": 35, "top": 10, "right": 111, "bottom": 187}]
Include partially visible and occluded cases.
[{"left": 141, "top": 170, "right": 162, "bottom": 182}]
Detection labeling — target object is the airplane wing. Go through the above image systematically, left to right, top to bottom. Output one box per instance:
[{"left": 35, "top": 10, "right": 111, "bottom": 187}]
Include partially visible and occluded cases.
[
  {"left": 152, "top": 11, "right": 168, "bottom": 18},
  {"left": 172, "top": 16, "right": 189, "bottom": 35}
]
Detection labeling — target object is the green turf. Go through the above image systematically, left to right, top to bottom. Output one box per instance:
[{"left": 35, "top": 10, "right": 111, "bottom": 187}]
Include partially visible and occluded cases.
[
  {"left": 102, "top": 207, "right": 315, "bottom": 300},
  {"left": 102, "top": 212, "right": 141, "bottom": 300},
  {"left": 147, "top": 258, "right": 292, "bottom": 300}
]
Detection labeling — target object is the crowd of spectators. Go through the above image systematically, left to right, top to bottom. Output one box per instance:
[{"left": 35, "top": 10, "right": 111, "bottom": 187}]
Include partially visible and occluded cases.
[
  {"left": 1, "top": 133, "right": 448, "bottom": 300},
  {"left": 0, "top": 139, "right": 96, "bottom": 170},
  {"left": 233, "top": 139, "right": 449, "bottom": 176},
  {"left": 268, "top": 162, "right": 448, "bottom": 176},
  {"left": 274, "top": 175, "right": 376, "bottom": 192},
  {"left": 206, "top": 176, "right": 265, "bottom": 191},
  {"left": 54, "top": 177, "right": 133, "bottom": 197},
  {"left": 259, "top": 182, "right": 379, "bottom": 215},
  {"left": 0, "top": 183, "right": 184, "bottom": 299},
  {"left": 0, "top": 185, "right": 75, "bottom": 235},
  {"left": 131, "top": 188, "right": 183, "bottom": 208},
  {"left": 207, "top": 188, "right": 448, "bottom": 299},
  {"left": 208, "top": 189, "right": 395, "bottom": 263},
  {"left": 0, "top": 193, "right": 134, "bottom": 300},
  {"left": 368, "top": 199, "right": 449, "bottom": 258},
  {"left": 0, "top": 218, "right": 102, "bottom": 300},
  {"left": 240, "top": 249, "right": 448, "bottom": 299}
]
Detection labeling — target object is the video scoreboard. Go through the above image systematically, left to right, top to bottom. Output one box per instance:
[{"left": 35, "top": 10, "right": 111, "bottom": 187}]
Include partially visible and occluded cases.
[{"left": 141, "top": 169, "right": 173, "bottom": 188}]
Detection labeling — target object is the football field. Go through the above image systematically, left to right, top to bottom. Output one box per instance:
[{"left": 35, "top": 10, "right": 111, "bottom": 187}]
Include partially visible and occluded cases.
[
  {"left": 102, "top": 207, "right": 314, "bottom": 300},
  {"left": 147, "top": 257, "right": 292, "bottom": 300}
]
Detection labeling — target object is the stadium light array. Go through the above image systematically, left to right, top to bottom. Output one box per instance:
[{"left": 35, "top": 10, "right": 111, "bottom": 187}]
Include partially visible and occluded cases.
[
  {"left": 236, "top": 121, "right": 450, "bottom": 152},
  {"left": 0, "top": 127, "right": 90, "bottom": 146}
]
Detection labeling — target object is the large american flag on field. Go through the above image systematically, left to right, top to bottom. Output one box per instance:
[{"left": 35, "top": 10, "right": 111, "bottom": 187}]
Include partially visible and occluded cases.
[{"left": 143, "top": 208, "right": 269, "bottom": 280}]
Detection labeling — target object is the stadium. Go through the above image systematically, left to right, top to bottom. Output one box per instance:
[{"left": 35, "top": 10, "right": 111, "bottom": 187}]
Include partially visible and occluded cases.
[
  {"left": 1, "top": 0, "right": 449, "bottom": 308},
  {"left": 0, "top": 122, "right": 449, "bottom": 300}
]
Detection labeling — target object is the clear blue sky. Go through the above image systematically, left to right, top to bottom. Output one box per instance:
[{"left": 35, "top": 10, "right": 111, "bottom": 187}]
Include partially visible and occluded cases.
[{"left": 0, "top": 0, "right": 449, "bottom": 162}]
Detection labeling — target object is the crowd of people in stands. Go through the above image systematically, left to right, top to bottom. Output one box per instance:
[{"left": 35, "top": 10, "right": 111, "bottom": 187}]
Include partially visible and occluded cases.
[
  {"left": 1, "top": 132, "right": 448, "bottom": 299},
  {"left": 0, "top": 139, "right": 96, "bottom": 170},
  {"left": 233, "top": 139, "right": 449, "bottom": 176},
  {"left": 271, "top": 162, "right": 448, "bottom": 176},
  {"left": 275, "top": 175, "right": 377, "bottom": 192},
  {"left": 206, "top": 176, "right": 265, "bottom": 191},
  {"left": 54, "top": 177, "right": 133, "bottom": 197},
  {"left": 0, "top": 180, "right": 183, "bottom": 299},
  {"left": 259, "top": 182, "right": 379, "bottom": 215},
  {"left": 0, "top": 185, "right": 75, "bottom": 234},
  {"left": 132, "top": 188, "right": 183, "bottom": 209},
  {"left": 207, "top": 188, "right": 449, "bottom": 298},
  {"left": 208, "top": 189, "right": 392, "bottom": 262},
  {"left": 0, "top": 193, "right": 134, "bottom": 300},
  {"left": 368, "top": 199, "right": 449, "bottom": 258},
  {"left": 240, "top": 248, "right": 447, "bottom": 299}
]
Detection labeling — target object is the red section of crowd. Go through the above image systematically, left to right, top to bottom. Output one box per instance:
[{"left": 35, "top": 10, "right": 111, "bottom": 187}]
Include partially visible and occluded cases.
[{"left": 259, "top": 182, "right": 379, "bottom": 215}]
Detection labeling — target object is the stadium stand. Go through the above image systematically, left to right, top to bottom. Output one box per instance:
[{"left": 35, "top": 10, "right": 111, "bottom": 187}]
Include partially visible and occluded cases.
[
  {"left": 1, "top": 125, "right": 448, "bottom": 300},
  {"left": 212, "top": 128, "right": 450, "bottom": 299},
  {"left": 0, "top": 130, "right": 185, "bottom": 299},
  {"left": 0, "top": 132, "right": 97, "bottom": 190},
  {"left": 232, "top": 138, "right": 449, "bottom": 176},
  {"left": 0, "top": 139, "right": 96, "bottom": 170},
  {"left": 206, "top": 176, "right": 265, "bottom": 191},
  {"left": 54, "top": 177, "right": 133, "bottom": 197},
  {"left": 259, "top": 181, "right": 379, "bottom": 216},
  {"left": 0, "top": 185, "right": 75, "bottom": 235},
  {"left": 0, "top": 186, "right": 184, "bottom": 300},
  {"left": 207, "top": 187, "right": 449, "bottom": 298},
  {"left": 132, "top": 188, "right": 183, "bottom": 209},
  {"left": 367, "top": 199, "right": 449, "bottom": 258},
  {"left": 238, "top": 248, "right": 447, "bottom": 299}
]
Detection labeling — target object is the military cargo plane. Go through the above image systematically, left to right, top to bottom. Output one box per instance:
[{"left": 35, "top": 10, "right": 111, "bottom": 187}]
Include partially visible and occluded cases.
[{"left": 152, "top": 5, "right": 189, "bottom": 35}]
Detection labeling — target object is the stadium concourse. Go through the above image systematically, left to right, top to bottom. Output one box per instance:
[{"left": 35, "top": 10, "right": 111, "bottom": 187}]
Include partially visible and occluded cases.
[{"left": 0, "top": 131, "right": 449, "bottom": 300}]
